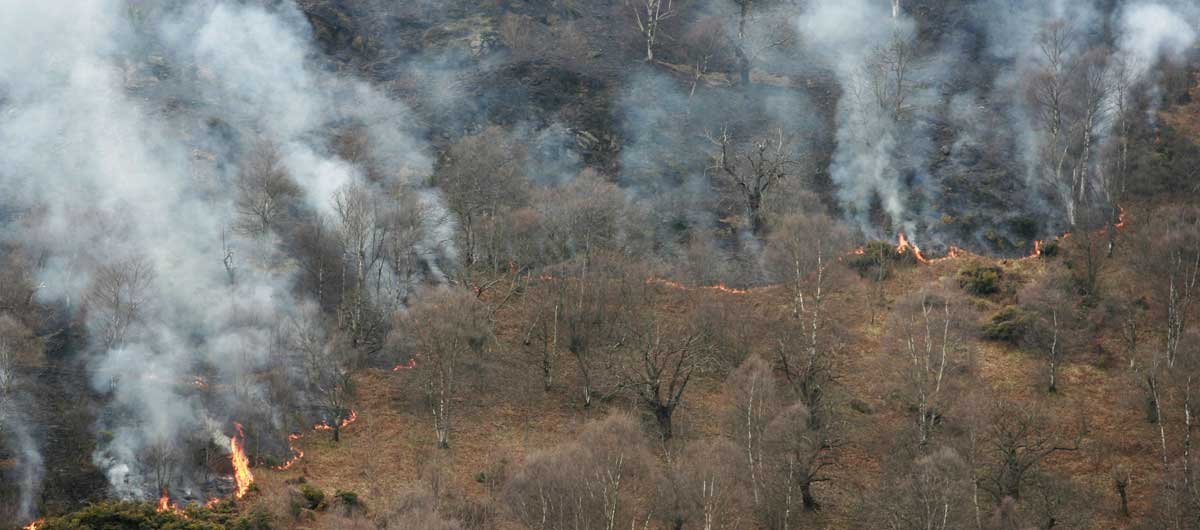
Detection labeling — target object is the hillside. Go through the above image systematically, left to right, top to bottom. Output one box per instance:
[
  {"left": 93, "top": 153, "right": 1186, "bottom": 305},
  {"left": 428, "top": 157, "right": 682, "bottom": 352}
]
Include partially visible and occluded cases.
[{"left": 3, "top": 1, "right": 1200, "bottom": 530}]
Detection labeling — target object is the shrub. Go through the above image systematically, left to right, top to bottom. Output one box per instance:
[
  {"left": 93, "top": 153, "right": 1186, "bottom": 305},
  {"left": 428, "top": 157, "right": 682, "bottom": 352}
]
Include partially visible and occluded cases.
[
  {"left": 1040, "top": 239, "right": 1059, "bottom": 257},
  {"left": 847, "top": 240, "right": 916, "bottom": 278},
  {"left": 959, "top": 264, "right": 1003, "bottom": 295},
  {"left": 982, "top": 306, "right": 1032, "bottom": 344},
  {"left": 298, "top": 484, "right": 327, "bottom": 511},
  {"left": 334, "top": 489, "right": 359, "bottom": 506},
  {"left": 41, "top": 501, "right": 225, "bottom": 530},
  {"left": 230, "top": 506, "right": 274, "bottom": 530}
]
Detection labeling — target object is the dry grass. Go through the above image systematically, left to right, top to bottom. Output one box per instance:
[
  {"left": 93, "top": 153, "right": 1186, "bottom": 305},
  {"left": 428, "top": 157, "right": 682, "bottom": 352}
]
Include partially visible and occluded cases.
[{"left": 235, "top": 236, "right": 1167, "bottom": 529}]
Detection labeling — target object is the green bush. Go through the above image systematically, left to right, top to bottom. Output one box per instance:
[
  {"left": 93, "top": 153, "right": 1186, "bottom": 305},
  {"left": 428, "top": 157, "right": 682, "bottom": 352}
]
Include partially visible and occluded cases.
[
  {"left": 847, "top": 240, "right": 917, "bottom": 278},
  {"left": 959, "top": 264, "right": 1003, "bottom": 295},
  {"left": 982, "top": 306, "right": 1033, "bottom": 344},
  {"left": 298, "top": 484, "right": 326, "bottom": 511},
  {"left": 333, "top": 489, "right": 359, "bottom": 506},
  {"left": 40, "top": 501, "right": 226, "bottom": 530},
  {"left": 230, "top": 506, "right": 273, "bottom": 530}
]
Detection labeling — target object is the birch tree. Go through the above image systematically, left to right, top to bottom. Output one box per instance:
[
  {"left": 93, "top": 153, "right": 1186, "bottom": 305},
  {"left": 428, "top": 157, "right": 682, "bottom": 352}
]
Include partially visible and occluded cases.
[{"left": 395, "top": 287, "right": 492, "bottom": 448}]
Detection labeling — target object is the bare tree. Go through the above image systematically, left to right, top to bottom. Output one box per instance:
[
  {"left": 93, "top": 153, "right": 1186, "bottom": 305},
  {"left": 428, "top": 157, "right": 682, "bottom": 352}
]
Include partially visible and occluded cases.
[
  {"left": 627, "top": 0, "right": 675, "bottom": 62},
  {"left": 866, "top": 29, "right": 919, "bottom": 122},
  {"left": 436, "top": 127, "right": 528, "bottom": 268},
  {"left": 708, "top": 127, "right": 801, "bottom": 235},
  {"left": 233, "top": 140, "right": 299, "bottom": 237},
  {"left": 333, "top": 179, "right": 389, "bottom": 350},
  {"left": 1132, "top": 206, "right": 1200, "bottom": 370},
  {"left": 765, "top": 213, "right": 852, "bottom": 426},
  {"left": 85, "top": 256, "right": 155, "bottom": 351},
  {"left": 1019, "top": 269, "right": 1078, "bottom": 394},
  {"left": 888, "top": 284, "right": 971, "bottom": 446},
  {"left": 394, "top": 288, "right": 492, "bottom": 448},
  {"left": 295, "top": 313, "right": 356, "bottom": 442},
  {"left": 618, "top": 318, "right": 703, "bottom": 441},
  {"left": 725, "top": 356, "right": 779, "bottom": 509},
  {"left": 979, "top": 400, "right": 1084, "bottom": 503},
  {"left": 762, "top": 401, "right": 837, "bottom": 516},
  {"left": 504, "top": 413, "right": 657, "bottom": 530},
  {"left": 147, "top": 436, "right": 178, "bottom": 496},
  {"left": 672, "top": 439, "right": 752, "bottom": 530},
  {"left": 869, "top": 447, "right": 971, "bottom": 530}
]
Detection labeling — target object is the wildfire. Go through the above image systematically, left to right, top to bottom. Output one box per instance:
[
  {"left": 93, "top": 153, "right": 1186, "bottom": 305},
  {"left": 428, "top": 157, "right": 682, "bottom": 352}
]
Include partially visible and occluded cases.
[
  {"left": 1114, "top": 206, "right": 1126, "bottom": 230},
  {"left": 895, "top": 232, "right": 929, "bottom": 263},
  {"left": 645, "top": 277, "right": 750, "bottom": 295},
  {"left": 392, "top": 358, "right": 417, "bottom": 371},
  {"left": 192, "top": 376, "right": 208, "bottom": 390},
  {"left": 314, "top": 409, "right": 358, "bottom": 431},
  {"left": 230, "top": 422, "right": 254, "bottom": 499},
  {"left": 275, "top": 433, "right": 305, "bottom": 471},
  {"left": 156, "top": 489, "right": 184, "bottom": 514},
  {"left": 23, "top": 520, "right": 43, "bottom": 530}
]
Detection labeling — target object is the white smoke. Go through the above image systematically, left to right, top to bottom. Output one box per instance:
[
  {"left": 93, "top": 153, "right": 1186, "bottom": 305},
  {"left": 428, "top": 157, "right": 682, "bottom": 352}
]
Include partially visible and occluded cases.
[{"left": 0, "top": 0, "right": 447, "bottom": 509}]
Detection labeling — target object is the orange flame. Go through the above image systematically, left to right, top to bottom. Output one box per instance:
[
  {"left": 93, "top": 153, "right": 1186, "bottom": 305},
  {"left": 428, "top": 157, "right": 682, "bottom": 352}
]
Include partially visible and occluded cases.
[
  {"left": 896, "top": 232, "right": 929, "bottom": 263},
  {"left": 645, "top": 277, "right": 749, "bottom": 295},
  {"left": 392, "top": 359, "right": 417, "bottom": 371},
  {"left": 314, "top": 409, "right": 358, "bottom": 431},
  {"left": 230, "top": 422, "right": 254, "bottom": 499},
  {"left": 274, "top": 433, "right": 305, "bottom": 471},
  {"left": 23, "top": 520, "right": 43, "bottom": 530}
]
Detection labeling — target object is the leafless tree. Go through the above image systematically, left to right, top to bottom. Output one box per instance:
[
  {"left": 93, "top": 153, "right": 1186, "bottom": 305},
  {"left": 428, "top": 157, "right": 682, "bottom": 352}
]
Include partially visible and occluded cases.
[
  {"left": 627, "top": 0, "right": 675, "bottom": 62},
  {"left": 866, "top": 29, "right": 920, "bottom": 122},
  {"left": 436, "top": 127, "right": 529, "bottom": 268},
  {"left": 708, "top": 127, "right": 802, "bottom": 235},
  {"left": 233, "top": 140, "right": 299, "bottom": 237},
  {"left": 333, "top": 178, "right": 389, "bottom": 349},
  {"left": 1131, "top": 206, "right": 1200, "bottom": 370},
  {"left": 765, "top": 213, "right": 852, "bottom": 426},
  {"left": 85, "top": 256, "right": 155, "bottom": 351},
  {"left": 1019, "top": 269, "right": 1079, "bottom": 394},
  {"left": 888, "top": 284, "right": 971, "bottom": 446},
  {"left": 394, "top": 288, "right": 492, "bottom": 448},
  {"left": 295, "top": 313, "right": 357, "bottom": 442},
  {"left": 618, "top": 318, "right": 703, "bottom": 441},
  {"left": 725, "top": 356, "right": 779, "bottom": 509},
  {"left": 979, "top": 400, "right": 1084, "bottom": 503},
  {"left": 762, "top": 401, "right": 837, "bottom": 516},
  {"left": 504, "top": 413, "right": 657, "bottom": 530},
  {"left": 147, "top": 436, "right": 178, "bottom": 496},
  {"left": 671, "top": 439, "right": 752, "bottom": 530},
  {"left": 869, "top": 447, "right": 971, "bottom": 530}
]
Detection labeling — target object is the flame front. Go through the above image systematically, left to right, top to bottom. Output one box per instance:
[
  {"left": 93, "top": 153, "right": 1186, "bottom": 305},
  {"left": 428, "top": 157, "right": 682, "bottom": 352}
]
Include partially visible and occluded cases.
[
  {"left": 896, "top": 232, "right": 929, "bottom": 263},
  {"left": 314, "top": 409, "right": 358, "bottom": 431},
  {"left": 230, "top": 422, "right": 254, "bottom": 499},
  {"left": 275, "top": 433, "right": 305, "bottom": 470},
  {"left": 23, "top": 519, "right": 43, "bottom": 530}
]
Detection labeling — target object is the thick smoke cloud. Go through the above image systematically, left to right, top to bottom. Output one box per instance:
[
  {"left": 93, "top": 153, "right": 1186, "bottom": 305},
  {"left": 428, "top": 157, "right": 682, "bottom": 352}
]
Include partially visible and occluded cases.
[{"left": 0, "top": 0, "right": 446, "bottom": 512}]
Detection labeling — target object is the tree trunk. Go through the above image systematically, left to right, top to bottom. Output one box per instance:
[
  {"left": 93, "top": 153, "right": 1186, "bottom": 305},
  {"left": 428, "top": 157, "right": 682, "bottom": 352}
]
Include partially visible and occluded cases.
[
  {"left": 655, "top": 405, "right": 673, "bottom": 441},
  {"left": 799, "top": 481, "right": 819, "bottom": 511},
  {"left": 1116, "top": 481, "right": 1129, "bottom": 517}
]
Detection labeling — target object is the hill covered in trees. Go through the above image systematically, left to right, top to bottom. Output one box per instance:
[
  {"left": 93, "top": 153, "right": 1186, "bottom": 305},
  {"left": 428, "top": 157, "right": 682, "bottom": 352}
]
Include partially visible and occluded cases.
[{"left": 2, "top": 1, "right": 1200, "bottom": 529}]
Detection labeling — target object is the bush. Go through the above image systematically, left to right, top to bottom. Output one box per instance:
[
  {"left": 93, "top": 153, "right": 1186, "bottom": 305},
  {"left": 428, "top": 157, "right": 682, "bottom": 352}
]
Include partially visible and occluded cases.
[
  {"left": 847, "top": 240, "right": 916, "bottom": 278},
  {"left": 959, "top": 264, "right": 1003, "bottom": 295},
  {"left": 982, "top": 306, "right": 1033, "bottom": 344},
  {"left": 298, "top": 484, "right": 327, "bottom": 511},
  {"left": 334, "top": 489, "right": 359, "bottom": 506},
  {"left": 41, "top": 501, "right": 226, "bottom": 530},
  {"left": 230, "top": 506, "right": 273, "bottom": 530}
]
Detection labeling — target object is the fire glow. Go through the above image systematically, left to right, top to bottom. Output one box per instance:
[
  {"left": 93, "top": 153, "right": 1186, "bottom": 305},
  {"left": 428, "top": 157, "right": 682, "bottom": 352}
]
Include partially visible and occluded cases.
[
  {"left": 645, "top": 277, "right": 750, "bottom": 295},
  {"left": 230, "top": 422, "right": 254, "bottom": 499},
  {"left": 22, "top": 520, "right": 43, "bottom": 530}
]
